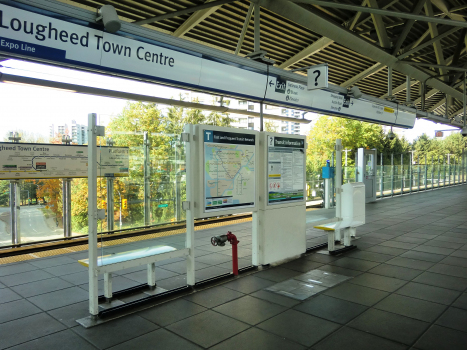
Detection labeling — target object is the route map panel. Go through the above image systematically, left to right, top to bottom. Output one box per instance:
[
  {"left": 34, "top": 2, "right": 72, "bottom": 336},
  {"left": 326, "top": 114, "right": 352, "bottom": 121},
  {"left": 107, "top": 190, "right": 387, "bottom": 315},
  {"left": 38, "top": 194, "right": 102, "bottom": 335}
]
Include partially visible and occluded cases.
[
  {"left": 203, "top": 130, "right": 255, "bottom": 212},
  {"left": 267, "top": 136, "right": 305, "bottom": 205},
  {"left": 0, "top": 143, "right": 129, "bottom": 179}
]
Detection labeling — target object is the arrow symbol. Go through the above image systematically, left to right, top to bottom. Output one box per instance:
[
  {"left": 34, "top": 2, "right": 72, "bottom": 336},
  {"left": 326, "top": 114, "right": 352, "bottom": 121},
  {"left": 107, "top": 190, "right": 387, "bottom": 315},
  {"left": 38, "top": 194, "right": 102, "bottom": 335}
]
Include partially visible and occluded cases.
[{"left": 269, "top": 80, "right": 274, "bottom": 87}]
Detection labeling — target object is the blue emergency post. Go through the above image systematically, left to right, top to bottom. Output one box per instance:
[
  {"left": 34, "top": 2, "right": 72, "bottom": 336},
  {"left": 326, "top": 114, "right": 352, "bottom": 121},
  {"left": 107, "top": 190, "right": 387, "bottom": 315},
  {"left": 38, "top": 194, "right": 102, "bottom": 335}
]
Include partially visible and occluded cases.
[{"left": 322, "top": 160, "right": 335, "bottom": 179}]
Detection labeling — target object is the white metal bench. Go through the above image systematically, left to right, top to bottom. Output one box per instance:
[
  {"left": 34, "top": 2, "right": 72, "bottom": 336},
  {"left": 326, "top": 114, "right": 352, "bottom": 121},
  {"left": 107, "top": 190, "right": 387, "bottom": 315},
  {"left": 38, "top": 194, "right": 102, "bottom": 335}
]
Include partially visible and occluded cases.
[
  {"left": 314, "top": 219, "right": 363, "bottom": 252},
  {"left": 79, "top": 245, "right": 189, "bottom": 299}
]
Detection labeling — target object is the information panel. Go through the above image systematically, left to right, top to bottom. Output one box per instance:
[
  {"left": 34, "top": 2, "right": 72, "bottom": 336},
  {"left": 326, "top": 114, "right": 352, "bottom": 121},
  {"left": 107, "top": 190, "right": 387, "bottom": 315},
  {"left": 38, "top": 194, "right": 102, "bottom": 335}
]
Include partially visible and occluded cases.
[
  {"left": 203, "top": 130, "right": 255, "bottom": 212},
  {"left": 267, "top": 136, "right": 305, "bottom": 205},
  {"left": 0, "top": 143, "right": 129, "bottom": 179}
]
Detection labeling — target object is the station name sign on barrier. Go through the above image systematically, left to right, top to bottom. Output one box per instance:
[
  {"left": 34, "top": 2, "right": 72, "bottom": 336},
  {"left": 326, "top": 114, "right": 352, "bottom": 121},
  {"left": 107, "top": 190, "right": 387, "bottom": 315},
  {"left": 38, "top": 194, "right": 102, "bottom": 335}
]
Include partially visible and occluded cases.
[
  {"left": 0, "top": 4, "right": 416, "bottom": 129},
  {"left": 0, "top": 142, "right": 129, "bottom": 179}
]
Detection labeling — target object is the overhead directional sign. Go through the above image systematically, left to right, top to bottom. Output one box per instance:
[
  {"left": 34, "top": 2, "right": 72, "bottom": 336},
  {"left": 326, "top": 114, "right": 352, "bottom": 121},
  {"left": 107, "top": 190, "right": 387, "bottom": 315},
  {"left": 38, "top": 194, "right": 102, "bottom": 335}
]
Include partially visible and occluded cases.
[
  {"left": 0, "top": 4, "right": 415, "bottom": 128},
  {"left": 307, "top": 63, "right": 328, "bottom": 90},
  {"left": 0, "top": 142, "right": 129, "bottom": 180}
]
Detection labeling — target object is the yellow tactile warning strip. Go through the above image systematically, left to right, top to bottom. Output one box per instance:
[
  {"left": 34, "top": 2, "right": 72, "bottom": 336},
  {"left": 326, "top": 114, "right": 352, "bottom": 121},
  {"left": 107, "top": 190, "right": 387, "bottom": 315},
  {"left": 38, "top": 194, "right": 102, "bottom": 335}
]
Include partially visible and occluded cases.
[{"left": 0, "top": 217, "right": 253, "bottom": 265}]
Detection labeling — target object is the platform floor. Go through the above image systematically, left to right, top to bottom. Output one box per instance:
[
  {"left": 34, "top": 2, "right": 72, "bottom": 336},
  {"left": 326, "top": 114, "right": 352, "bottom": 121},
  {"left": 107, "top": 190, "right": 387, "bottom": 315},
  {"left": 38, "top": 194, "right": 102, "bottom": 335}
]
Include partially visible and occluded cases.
[{"left": 1, "top": 186, "right": 467, "bottom": 349}]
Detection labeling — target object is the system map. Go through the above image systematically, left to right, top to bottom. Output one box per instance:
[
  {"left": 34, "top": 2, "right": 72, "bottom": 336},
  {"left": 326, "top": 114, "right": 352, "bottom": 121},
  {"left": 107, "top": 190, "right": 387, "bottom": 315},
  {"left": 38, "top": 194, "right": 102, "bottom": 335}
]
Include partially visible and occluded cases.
[{"left": 203, "top": 130, "right": 255, "bottom": 211}]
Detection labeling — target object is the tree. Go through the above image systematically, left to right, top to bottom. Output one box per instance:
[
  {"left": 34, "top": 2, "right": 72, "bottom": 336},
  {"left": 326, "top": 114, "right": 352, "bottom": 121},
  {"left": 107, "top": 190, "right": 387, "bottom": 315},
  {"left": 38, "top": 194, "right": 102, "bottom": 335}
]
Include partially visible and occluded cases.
[
  {"left": 306, "top": 116, "right": 383, "bottom": 176},
  {"left": 264, "top": 119, "right": 277, "bottom": 132}
]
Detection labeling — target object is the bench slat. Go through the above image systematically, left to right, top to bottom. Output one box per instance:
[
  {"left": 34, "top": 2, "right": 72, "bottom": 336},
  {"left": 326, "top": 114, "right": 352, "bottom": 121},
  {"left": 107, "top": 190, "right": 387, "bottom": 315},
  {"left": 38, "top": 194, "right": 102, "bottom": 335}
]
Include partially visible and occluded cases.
[{"left": 78, "top": 245, "right": 177, "bottom": 267}]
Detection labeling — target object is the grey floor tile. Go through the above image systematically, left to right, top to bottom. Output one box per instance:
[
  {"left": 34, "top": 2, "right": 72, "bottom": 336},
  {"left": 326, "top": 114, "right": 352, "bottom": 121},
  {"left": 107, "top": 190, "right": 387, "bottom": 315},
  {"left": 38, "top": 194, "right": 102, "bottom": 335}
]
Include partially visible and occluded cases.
[
  {"left": 393, "top": 236, "right": 428, "bottom": 245},
  {"left": 423, "top": 240, "right": 463, "bottom": 249},
  {"left": 379, "top": 241, "right": 419, "bottom": 249},
  {"left": 365, "top": 245, "right": 408, "bottom": 256},
  {"left": 412, "top": 245, "right": 456, "bottom": 255},
  {"left": 450, "top": 249, "right": 467, "bottom": 259},
  {"left": 345, "top": 250, "right": 394, "bottom": 263},
  {"left": 400, "top": 251, "right": 446, "bottom": 263},
  {"left": 195, "top": 253, "right": 232, "bottom": 265},
  {"left": 303, "top": 253, "right": 340, "bottom": 264},
  {"left": 28, "top": 256, "right": 76, "bottom": 269},
  {"left": 439, "top": 256, "right": 467, "bottom": 267},
  {"left": 329, "top": 257, "right": 380, "bottom": 272},
  {"left": 386, "top": 257, "right": 435, "bottom": 270},
  {"left": 217, "top": 258, "right": 252, "bottom": 270},
  {"left": 280, "top": 259, "right": 323, "bottom": 272},
  {"left": 161, "top": 260, "right": 211, "bottom": 274},
  {"left": 0, "top": 263, "right": 37, "bottom": 277},
  {"left": 44, "top": 263, "right": 88, "bottom": 276},
  {"left": 428, "top": 263, "right": 467, "bottom": 278},
  {"left": 315, "top": 264, "right": 363, "bottom": 277},
  {"left": 368, "top": 264, "right": 423, "bottom": 281},
  {"left": 195, "top": 266, "right": 230, "bottom": 281},
  {"left": 254, "top": 267, "right": 302, "bottom": 282},
  {"left": 121, "top": 268, "right": 178, "bottom": 283},
  {"left": 0, "top": 270, "right": 55, "bottom": 287},
  {"left": 60, "top": 271, "right": 104, "bottom": 285},
  {"left": 413, "top": 271, "right": 467, "bottom": 291},
  {"left": 348, "top": 273, "right": 407, "bottom": 292},
  {"left": 156, "top": 274, "right": 187, "bottom": 290},
  {"left": 222, "top": 275, "right": 275, "bottom": 294},
  {"left": 78, "top": 276, "right": 141, "bottom": 295},
  {"left": 11, "top": 277, "right": 73, "bottom": 298},
  {"left": 266, "top": 278, "right": 327, "bottom": 300},
  {"left": 324, "top": 282, "right": 389, "bottom": 306},
  {"left": 396, "top": 282, "right": 461, "bottom": 305},
  {"left": 183, "top": 285, "right": 244, "bottom": 308},
  {"left": 27, "top": 286, "right": 89, "bottom": 311},
  {"left": 0, "top": 287, "right": 22, "bottom": 304},
  {"left": 249, "top": 290, "right": 301, "bottom": 308},
  {"left": 452, "top": 293, "right": 467, "bottom": 310},
  {"left": 294, "top": 294, "right": 367, "bottom": 324},
  {"left": 374, "top": 294, "right": 446, "bottom": 322},
  {"left": 214, "top": 295, "right": 286, "bottom": 325},
  {"left": 138, "top": 298, "right": 206, "bottom": 326},
  {"left": 0, "top": 299, "right": 42, "bottom": 324},
  {"left": 47, "top": 300, "right": 89, "bottom": 327},
  {"left": 435, "top": 307, "right": 467, "bottom": 332},
  {"left": 348, "top": 308, "right": 429, "bottom": 345},
  {"left": 257, "top": 309, "right": 340, "bottom": 347},
  {"left": 167, "top": 310, "right": 249, "bottom": 348},
  {"left": 0, "top": 313, "right": 66, "bottom": 350},
  {"left": 73, "top": 315, "right": 158, "bottom": 349},
  {"left": 414, "top": 325, "right": 467, "bottom": 350},
  {"left": 313, "top": 326, "right": 408, "bottom": 350},
  {"left": 210, "top": 327, "right": 305, "bottom": 350},
  {"left": 108, "top": 328, "right": 201, "bottom": 350},
  {"left": 8, "top": 329, "right": 98, "bottom": 350}
]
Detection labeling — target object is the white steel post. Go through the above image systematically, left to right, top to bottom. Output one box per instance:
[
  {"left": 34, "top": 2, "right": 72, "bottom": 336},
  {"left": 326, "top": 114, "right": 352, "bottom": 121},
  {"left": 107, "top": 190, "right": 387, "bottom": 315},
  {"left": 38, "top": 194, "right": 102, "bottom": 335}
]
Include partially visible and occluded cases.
[
  {"left": 87, "top": 113, "right": 99, "bottom": 317},
  {"left": 184, "top": 124, "right": 195, "bottom": 286},
  {"left": 143, "top": 132, "right": 151, "bottom": 226},
  {"left": 335, "top": 139, "right": 342, "bottom": 242},
  {"left": 380, "top": 152, "right": 383, "bottom": 198},
  {"left": 391, "top": 153, "right": 394, "bottom": 197},
  {"left": 401, "top": 154, "right": 404, "bottom": 193},
  {"left": 63, "top": 179, "right": 72, "bottom": 237},
  {"left": 9, "top": 180, "right": 20, "bottom": 245}
]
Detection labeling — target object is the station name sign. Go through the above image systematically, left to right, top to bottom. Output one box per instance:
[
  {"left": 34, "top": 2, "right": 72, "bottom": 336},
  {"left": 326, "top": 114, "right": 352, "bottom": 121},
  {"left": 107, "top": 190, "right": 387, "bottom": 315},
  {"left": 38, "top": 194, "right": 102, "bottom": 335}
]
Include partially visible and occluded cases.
[{"left": 0, "top": 4, "right": 416, "bottom": 128}]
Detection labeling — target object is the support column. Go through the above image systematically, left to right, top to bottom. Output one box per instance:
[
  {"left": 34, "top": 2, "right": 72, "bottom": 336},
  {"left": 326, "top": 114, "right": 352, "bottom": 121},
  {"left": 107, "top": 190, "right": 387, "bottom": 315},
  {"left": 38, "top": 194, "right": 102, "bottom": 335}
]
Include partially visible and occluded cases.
[
  {"left": 254, "top": 1, "right": 260, "bottom": 52},
  {"left": 260, "top": 102, "right": 264, "bottom": 131},
  {"left": 87, "top": 113, "right": 100, "bottom": 317},
  {"left": 184, "top": 125, "right": 195, "bottom": 286},
  {"left": 143, "top": 132, "right": 151, "bottom": 226},
  {"left": 335, "top": 139, "right": 342, "bottom": 242},
  {"left": 380, "top": 152, "right": 383, "bottom": 198},
  {"left": 410, "top": 152, "right": 413, "bottom": 194},
  {"left": 391, "top": 153, "right": 394, "bottom": 197},
  {"left": 401, "top": 154, "right": 404, "bottom": 194},
  {"left": 418, "top": 155, "right": 420, "bottom": 192},
  {"left": 431, "top": 155, "right": 434, "bottom": 190},
  {"left": 438, "top": 155, "right": 441, "bottom": 188},
  {"left": 175, "top": 171, "right": 182, "bottom": 222},
  {"left": 62, "top": 179, "right": 72, "bottom": 238},
  {"left": 9, "top": 180, "right": 20, "bottom": 245}
]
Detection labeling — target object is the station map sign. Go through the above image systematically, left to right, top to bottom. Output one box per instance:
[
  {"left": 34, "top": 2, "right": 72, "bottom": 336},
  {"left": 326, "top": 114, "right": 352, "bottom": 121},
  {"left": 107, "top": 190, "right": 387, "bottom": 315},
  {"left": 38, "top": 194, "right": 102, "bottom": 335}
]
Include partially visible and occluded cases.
[
  {"left": 0, "top": 4, "right": 416, "bottom": 129},
  {"left": 203, "top": 130, "right": 255, "bottom": 212},
  {"left": 267, "top": 136, "right": 305, "bottom": 205},
  {"left": 0, "top": 142, "right": 129, "bottom": 179}
]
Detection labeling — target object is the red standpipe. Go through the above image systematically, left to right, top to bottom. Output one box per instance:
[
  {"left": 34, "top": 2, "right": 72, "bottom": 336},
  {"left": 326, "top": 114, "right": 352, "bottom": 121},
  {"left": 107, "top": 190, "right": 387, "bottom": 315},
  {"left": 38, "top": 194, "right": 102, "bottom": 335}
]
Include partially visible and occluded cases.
[{"left": 226, "top": 231, "right": 239, "bottom": 276}]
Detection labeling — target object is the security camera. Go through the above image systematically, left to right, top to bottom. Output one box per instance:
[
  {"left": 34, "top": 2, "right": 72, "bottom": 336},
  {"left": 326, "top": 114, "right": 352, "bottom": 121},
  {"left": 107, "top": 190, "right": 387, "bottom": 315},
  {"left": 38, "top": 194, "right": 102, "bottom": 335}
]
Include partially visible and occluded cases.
[
  {"left": 96, "top": 5, "right": 121, "bottom": 33},
  {"left": 348, "top": 86, "right": 363, "bottom": 99},
  {"left": 461, "top": 126, "right": 467, "bottom": 137},
  {"left": 388, "top": 130, "right": 396, "bottom": 140}
]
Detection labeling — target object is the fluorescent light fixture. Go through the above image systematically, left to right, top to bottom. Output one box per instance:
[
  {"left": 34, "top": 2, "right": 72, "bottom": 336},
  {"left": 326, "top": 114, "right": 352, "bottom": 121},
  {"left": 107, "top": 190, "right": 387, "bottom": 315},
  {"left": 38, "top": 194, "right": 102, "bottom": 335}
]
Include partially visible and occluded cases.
[{"left": 2, "top": 80, "right": 76, "bottom": 93}]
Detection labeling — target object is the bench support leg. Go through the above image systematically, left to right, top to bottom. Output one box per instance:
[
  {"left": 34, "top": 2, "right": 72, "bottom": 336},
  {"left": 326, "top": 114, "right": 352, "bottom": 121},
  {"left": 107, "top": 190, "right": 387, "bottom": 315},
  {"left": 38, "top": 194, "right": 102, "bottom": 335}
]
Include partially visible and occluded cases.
[
  {"left": 335, "top": 228, "right": 341, "bottom": 242},
  {"left": 343, "top": 228, "right": 352, "bottom": 247},
  {"left": 327, "top": 231, "right": 335, "bottom": 252},
  {"left": 147, "top": 263, "right": 156, "bottom": 287},
  {"left": 104, "top": 272, "right": 112, "bottom": 300}
]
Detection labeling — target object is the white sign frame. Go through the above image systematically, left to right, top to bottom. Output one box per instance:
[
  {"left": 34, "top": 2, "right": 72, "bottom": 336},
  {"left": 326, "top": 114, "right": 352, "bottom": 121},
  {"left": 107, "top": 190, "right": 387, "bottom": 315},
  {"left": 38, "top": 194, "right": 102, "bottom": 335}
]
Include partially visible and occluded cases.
[{"left": 191, "top": 125, "right": 259, "bottom": 219}]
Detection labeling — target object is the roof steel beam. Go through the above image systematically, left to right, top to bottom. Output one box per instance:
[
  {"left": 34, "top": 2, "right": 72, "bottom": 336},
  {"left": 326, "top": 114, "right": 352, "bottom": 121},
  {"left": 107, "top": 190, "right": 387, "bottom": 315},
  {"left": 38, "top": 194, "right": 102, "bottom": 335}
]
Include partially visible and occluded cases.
[
  {"left": 132, "top": 0, "right": 236, "bottom": 26},
  {"left": 173, "top": 0, "right": 221, "bottom": 37},
  {"left": 265, "top": 0, "right": 463, "bottom": 101},
  {"left": 288, "top": 0, "right": 467, "bottom": 28},
  {"left": 367, "top": 0, "right": 391, "bottom": 48},
  {"left": 392, "top": 0, "right": 427, "bottom": 54},
  {"left": 425, "top": 1, "right": 447, "bottom": 77},
  {"left": 235, "top": 3, "right": 254, "bottom": 55},
  {"left": 279, "top": 37, "right": 333, "bottom": 69},
  {"left": 401, "top": 62, "right": 467, "bottom": 72},
  {"left": 340, "top": 63, "right": 386, "bottom": 87}
]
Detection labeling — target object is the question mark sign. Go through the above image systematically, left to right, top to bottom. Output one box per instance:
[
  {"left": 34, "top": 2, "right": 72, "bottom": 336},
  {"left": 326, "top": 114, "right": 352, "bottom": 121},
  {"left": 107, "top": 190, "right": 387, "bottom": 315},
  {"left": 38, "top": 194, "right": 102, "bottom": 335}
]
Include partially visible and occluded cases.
[{"left": 313, "top": 70, "right": 321, "bottom": 86}]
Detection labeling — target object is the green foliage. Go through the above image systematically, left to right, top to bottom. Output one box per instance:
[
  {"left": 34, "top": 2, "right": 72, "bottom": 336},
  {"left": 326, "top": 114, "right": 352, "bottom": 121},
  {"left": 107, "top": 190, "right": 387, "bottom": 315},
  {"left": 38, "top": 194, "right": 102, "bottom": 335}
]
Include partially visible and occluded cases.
[{"left": 413, "top": 132, "right": 467, "bottom": 164}]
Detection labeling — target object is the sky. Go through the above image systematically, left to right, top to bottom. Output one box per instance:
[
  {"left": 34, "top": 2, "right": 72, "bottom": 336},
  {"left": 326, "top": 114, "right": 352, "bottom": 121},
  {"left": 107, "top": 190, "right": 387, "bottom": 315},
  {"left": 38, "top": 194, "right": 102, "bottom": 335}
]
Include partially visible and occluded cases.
[{"left": 0, "top": 59, "right": 461, "bottom": 142}]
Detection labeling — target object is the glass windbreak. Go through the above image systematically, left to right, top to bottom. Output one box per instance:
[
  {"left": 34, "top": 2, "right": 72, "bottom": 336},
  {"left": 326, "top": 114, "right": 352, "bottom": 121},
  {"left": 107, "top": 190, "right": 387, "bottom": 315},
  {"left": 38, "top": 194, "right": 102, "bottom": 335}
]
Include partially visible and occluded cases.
[{"left": 365, "top": 154, "right": 375, "bottom": 176}]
